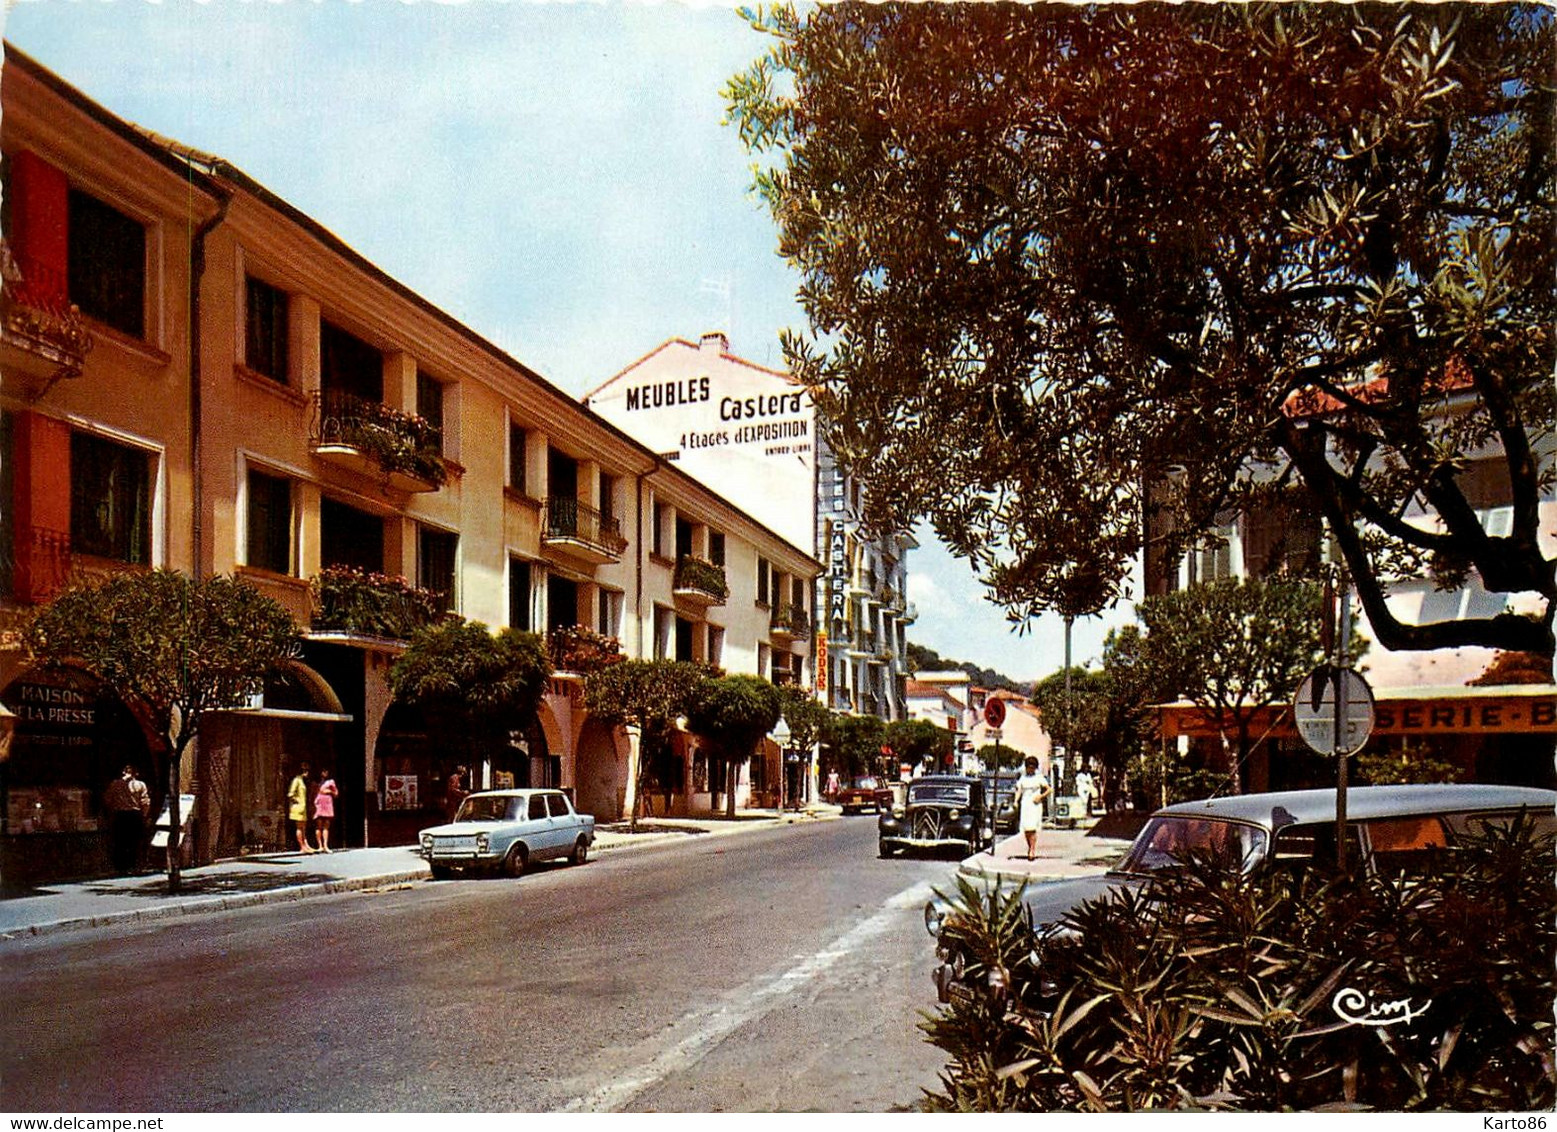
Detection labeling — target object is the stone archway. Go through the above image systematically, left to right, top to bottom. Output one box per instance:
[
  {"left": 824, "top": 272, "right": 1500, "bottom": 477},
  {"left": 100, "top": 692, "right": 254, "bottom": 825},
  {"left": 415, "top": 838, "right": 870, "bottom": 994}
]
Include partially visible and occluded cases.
[{"left": 574, "top": 714, "right": 628, "bottom": 822}]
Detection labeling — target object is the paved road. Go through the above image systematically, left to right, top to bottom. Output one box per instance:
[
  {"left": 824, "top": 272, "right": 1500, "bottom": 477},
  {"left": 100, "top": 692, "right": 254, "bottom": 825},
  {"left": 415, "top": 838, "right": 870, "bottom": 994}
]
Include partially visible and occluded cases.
[{"left": 0, "top": 816, "right": 960, "bottom": 1112}]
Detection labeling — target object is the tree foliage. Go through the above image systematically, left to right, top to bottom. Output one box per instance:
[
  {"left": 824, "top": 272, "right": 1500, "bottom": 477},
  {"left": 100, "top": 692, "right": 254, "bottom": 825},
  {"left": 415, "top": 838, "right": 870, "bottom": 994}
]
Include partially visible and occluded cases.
[
  {"left": 729, "top": 2, "right": 1556, "bottom": 662},
  {"left": 25, "top": 570, "right": 301, "bottom": 889},
  {"left": 1138, "top": 578, "right": 1325, "bottom": 792},
  {"left": 389, "top": 619, "right": 551, "bottom": 772},
  {"left": 584, "top": 659, "right": 709, "bottom": 826},
  {"left": 687, "top": 673, "right": 783, "bottom": 817},
  {"left": 777, "top": 684, "right": 829, "bottom": 757},
  {"left": 822, "top": 711, "right": 887, "bottom": 779},
  {"left": 884, "top": 717, "right": 956, "bottom": 770}
]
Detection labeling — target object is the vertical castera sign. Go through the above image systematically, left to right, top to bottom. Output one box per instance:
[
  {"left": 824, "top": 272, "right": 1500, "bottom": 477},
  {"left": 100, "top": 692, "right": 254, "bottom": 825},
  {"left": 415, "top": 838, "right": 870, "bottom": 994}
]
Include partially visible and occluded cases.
[{"left": 827, "top": 520, "right": 848, "bottom": 627}]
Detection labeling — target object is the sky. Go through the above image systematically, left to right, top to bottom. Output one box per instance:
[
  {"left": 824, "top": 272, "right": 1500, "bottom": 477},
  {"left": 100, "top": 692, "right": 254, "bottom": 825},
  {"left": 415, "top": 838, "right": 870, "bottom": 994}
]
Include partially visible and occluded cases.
[{"left": 3, "top": 0, "right": 1127, "bottom": 683}]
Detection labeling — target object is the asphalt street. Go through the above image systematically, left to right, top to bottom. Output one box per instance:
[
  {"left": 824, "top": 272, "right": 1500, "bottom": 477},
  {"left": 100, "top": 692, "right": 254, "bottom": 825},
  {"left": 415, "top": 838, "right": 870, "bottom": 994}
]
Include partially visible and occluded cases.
[{"left": 0, "top": 815, "right": 962, "bottom": 1113}]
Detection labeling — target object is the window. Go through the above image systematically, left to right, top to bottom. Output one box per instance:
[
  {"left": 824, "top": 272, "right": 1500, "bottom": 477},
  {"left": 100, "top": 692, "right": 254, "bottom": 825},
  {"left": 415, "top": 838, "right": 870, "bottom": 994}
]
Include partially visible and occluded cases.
[
  {"left": 68, "top": 188, "right": 145, "bottom": 339},
  {"left": 245, "top": 276, "right": 289, "bottom": 382},
  {"left": 320, "top": 320, "right": 383, "bottom": 403},
  {"left": 416, "top": 371, "right": 445, "bottom": 452},
  {"left": 508, "top": 422, "right": 527, "bottom": 493},
  {"left": 70, "top": 431, "right": 151, "bottom": 564},
  {"left": 246, "top": 469, "right": 293, "bottom": 574},
  {"left": 599, "top": 472, "right": 617, "bottom": 524},
  {"left": 320, "top": 497, "right": 384, "bottom": 573},
  {"left": 652, "top": 500, "right": 669, "bottom": 558},
  {"left": 675, "top": 516, "right": 694, "bottom": 560},
  {"left": 418, "top": 525, "right": 458, "bottom": 611},
  {"left": 709, "top": 531, "right": 726, "bottom": 567},
  {"left": 756, "top": 557, "right": 771, "bottom": 605},
  {"left": 509, "top": 558, "right": 532, "bottom": 631},
  {"left": 548, "top": 574, "right": 580, "bottom": 635},
  {"left": 792, "top": 576, "right": 807, "bottom": 612},
  {"left": 598, "top": 588, "right": 622, "bottom": 637},
  {"left": 653, "top": 606, "right": 674, "bottom": 660},
  {"left": 675, "top": 616, "right": 695, "bottom": 663},
  {"left": 707, "top": 624, "right": 724, "bottom": 669},
  {"left": 758, "top": 642, "right": 771, "bottom": 679},
  {"left": 546, "top": 793, "right": 573, "bottom": 819},
  {"left": 528, "top": 795, "right": 547, "bottom": 821}
]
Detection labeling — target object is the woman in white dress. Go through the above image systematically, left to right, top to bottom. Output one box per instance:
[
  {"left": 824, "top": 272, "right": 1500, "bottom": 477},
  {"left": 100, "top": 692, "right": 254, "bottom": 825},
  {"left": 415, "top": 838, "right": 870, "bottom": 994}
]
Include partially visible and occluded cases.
[{"left": 1015, "top": 755, "right": 1052, "bottom": 861}]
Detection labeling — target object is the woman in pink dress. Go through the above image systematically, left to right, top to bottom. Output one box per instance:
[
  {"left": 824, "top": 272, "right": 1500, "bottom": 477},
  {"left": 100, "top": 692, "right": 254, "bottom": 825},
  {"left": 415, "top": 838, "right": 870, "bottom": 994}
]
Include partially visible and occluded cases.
[{"left": 313, "top": 768, "right": 339, "bottom": 853}]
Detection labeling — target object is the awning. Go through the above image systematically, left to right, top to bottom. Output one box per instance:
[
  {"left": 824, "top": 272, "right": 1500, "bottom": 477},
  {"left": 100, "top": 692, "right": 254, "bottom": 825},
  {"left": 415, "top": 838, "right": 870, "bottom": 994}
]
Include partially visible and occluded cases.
[{"left": 1157, "top": 683, "right": 1556, "bottom": 740}]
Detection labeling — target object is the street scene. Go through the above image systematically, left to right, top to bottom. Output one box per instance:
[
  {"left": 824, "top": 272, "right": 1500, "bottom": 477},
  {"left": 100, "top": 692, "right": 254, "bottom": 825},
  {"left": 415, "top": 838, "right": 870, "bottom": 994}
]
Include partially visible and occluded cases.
[{"left": 0, "top": 0, "right": 1553, "bottom": 1119}]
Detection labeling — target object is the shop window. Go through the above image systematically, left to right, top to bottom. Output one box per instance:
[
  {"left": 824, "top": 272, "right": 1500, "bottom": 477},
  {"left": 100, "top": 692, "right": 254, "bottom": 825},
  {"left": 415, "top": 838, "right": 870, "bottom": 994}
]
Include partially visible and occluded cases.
[
  {"left": 67, "top": 188, "right": 145, "bottom": 339},
  {"left": 245, "top": 275, "right": 290, "bottom": 382},
  {"left": 320, "top": 320, "right": 383, "bottom": 403},
  {"left": 416, "top": 370, "right": 445, "bottom": 452},
  {"left": 70, "top": 431, "right": 151, "bottom": 564},
  {"left": 246, "top": 468, "right": 293, "bottom": 575},
  {"left": 320, "top": 497, "right": 384, "bottom": 574},
  {"left": 418, "top": 525, "right": 458, "bottom": 611},
  {"left": 509, "top": 558, "right": 532, "bottom": 631}
]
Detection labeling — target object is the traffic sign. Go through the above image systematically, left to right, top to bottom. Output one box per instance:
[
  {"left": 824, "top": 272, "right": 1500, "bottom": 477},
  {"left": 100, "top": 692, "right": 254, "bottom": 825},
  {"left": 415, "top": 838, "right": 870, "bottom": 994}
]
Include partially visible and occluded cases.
[
  {"left": 1293, "top": 666, "right": 1376, "bottom": 756},
  {"left": 983, "top": 697, "right": 1007, "bottom": 728}
]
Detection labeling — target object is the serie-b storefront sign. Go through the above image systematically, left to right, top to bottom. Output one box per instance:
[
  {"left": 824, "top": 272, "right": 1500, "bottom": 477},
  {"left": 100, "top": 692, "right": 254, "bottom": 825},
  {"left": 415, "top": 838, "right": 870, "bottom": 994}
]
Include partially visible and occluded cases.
[{"left": 1374, "top": 696, "right": 1557, "bottom": 735}]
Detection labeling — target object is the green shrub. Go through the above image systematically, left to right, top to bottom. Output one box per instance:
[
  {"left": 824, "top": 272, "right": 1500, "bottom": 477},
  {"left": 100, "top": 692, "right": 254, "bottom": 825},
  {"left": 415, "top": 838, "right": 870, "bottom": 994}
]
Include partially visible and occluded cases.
[{"left": 922, "top": 814, "right": 1556, "bottom": 1112}]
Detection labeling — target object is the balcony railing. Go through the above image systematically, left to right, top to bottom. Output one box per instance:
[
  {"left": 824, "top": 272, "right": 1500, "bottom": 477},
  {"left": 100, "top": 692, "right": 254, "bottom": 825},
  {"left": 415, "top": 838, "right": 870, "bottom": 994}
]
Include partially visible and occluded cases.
[
  {"left": 0, "top": 242, "right": 91, "bottom": 397},
  {"left": 309, "top": 389, "right": 448, "bottom": 492},
  {"left": 542, "top": 497, "right": 627, "bottom": 562},
  {"left": 672, "top": 555, "right": 729, "bottom": 606},
  {"left": 310, "top": 565, "right": 447, "bottom": 641},
  {"left": 770, "top": 602, "right": 812, "bottom": 642}
]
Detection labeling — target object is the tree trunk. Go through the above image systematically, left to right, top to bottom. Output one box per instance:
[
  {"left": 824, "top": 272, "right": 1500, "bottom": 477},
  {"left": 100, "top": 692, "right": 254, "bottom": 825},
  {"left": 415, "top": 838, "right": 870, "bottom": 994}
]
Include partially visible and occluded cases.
[
  {"left": 164, "top": 737, "right": 187, "bottom": 893},
  {"left": 725, "top": 758, "right": 737, "bottom": 819}
]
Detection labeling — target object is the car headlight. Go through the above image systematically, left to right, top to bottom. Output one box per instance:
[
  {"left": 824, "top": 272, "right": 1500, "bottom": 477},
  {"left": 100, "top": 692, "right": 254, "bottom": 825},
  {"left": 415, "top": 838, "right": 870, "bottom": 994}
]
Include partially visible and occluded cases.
[
  {"left": 892, "top": 805, "right": 905, "bottom": 818},
  {"left": 948, "top": 808, "right": 961, "bottom": 822},
  {"left": 476, "top": 833, "right": 490, "bottom": 854},
  {"left": 420, "top": 834, "right": 433, "bottom": 850},
  {"left": 925, "top": 900, "right": 947, "bottom": 939}
]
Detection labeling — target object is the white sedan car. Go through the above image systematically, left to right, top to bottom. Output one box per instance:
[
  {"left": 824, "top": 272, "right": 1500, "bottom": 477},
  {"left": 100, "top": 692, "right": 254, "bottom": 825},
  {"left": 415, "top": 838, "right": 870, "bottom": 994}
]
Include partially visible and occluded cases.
[{"left": 419, "top": 788, "right": 595, "bottom": 879}]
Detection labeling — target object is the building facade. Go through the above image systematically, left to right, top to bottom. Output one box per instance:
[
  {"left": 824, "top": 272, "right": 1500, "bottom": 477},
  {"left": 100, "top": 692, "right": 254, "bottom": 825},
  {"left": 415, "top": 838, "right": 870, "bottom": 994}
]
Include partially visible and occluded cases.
[
  {"left": 0, "top": 47, "right": 818, "bottom": 886},
  {"left": 586, "top": 332, "right": 918, "bottom": 722}
]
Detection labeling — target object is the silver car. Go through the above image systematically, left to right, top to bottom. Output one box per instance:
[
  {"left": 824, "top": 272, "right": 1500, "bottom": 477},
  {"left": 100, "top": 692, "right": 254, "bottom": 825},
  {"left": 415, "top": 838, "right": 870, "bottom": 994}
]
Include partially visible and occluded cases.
[
  {"left": 927, "top": 783, "right": 1557, "bottom": 1004},
  {"left": 419, "top": 788, "right": 595, "bottom": 879}
]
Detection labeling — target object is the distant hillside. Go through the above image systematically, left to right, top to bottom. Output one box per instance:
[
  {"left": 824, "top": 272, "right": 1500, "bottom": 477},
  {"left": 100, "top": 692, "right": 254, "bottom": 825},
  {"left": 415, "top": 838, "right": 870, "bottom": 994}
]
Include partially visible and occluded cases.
[{"left": 906, "top": 642, "right": 1028, "bottom": 695}]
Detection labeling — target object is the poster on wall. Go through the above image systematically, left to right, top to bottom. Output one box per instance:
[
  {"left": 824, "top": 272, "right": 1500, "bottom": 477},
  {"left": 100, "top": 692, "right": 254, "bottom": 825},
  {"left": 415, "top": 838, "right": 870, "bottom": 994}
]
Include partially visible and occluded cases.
[{"left": 383, "top": 775, "right": 419, "bottom": 811}]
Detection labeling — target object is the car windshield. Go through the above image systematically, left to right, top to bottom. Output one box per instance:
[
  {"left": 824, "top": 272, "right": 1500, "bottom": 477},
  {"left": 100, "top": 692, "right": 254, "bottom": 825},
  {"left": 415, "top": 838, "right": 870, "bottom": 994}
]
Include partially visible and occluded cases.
[
  {"left": 853, "top": 777, "right": 878, "bottom": 789},
  {"left": 909, "top": 783, "right": 970, "bottom": 805},
  {"left": 455, "top": 796, "right": 512, "bottom": 823},
  {"left": 1118, "top": 816, "right": 1268, "bottom": 875}
]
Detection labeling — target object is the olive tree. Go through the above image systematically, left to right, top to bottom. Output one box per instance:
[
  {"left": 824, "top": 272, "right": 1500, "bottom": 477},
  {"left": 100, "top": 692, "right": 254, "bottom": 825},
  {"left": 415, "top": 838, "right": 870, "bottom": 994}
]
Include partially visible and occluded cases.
[
  {"left": 729, "top": 3, "right": 1555, "bottom": 666},
  {"left": 25, "top": 570, "right": 301, "bottom": 890},
  {"left": 584, "top": 659, "right": 709, "bottom": 827},
  {"left": 687, "top": 674, "right": 783, "bottom": 818}
]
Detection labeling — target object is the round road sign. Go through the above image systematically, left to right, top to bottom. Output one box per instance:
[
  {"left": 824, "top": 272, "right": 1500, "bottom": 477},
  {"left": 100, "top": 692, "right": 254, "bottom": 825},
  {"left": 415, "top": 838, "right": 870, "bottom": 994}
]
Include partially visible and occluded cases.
[
  {"left": 1293, "top": 666, "right": 1376, "bottom": 756},
  {"left": 983, "top": 697, "right": 1007, "bottom": 728}
]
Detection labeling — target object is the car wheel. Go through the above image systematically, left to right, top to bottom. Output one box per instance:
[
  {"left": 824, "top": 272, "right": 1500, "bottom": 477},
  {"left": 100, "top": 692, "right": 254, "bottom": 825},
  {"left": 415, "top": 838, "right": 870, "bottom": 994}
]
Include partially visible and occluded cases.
[
  {"left": 570, "top": 836, "right": 589, "bottom": 866},
  {"left": 878, "top": 839, "right": 893, "bottom": 859},
  {"left": 503, "top": 843, "right": 528, "bottom": 878},
  {"left": 430, "top": 864, "right": 453, "bottom": 881}
]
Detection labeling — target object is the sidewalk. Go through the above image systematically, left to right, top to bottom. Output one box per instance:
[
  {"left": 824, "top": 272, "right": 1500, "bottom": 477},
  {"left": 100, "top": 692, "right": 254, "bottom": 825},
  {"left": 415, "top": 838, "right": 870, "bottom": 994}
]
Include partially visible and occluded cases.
[
  {"left": 0, "top": 804, "right": 838, "bottom": 942},
  {"left": 956, "top": 821, "right": 1134, "bottom": 885}
]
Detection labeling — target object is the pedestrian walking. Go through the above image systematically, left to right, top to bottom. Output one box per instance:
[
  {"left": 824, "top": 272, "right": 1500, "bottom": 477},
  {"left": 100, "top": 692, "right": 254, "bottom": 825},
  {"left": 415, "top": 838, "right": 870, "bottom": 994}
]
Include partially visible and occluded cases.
[
  {"left": 1015, "top": 755, "right": 1052, "bottom": 861},
  {"left": 288, "top": 761, "right": 315, "bottom": 853},
  {"left": 103, "top": 765, "right": 151, "bottom": 874},
  {"left": 444, "top": 765, "right": 469, "bottom": 822},
  {"left": 313, "top": 768, "right": 338, "bottom": 853},
  {"left": 824, "top": 769, "right": 840, "bottom": 801}
]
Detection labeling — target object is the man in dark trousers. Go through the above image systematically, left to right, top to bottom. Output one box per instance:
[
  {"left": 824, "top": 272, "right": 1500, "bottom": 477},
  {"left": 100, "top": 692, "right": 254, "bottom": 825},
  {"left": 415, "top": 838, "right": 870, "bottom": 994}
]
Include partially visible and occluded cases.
[{"left": 103, "top": 765, "right": 151, "bottom": 874}]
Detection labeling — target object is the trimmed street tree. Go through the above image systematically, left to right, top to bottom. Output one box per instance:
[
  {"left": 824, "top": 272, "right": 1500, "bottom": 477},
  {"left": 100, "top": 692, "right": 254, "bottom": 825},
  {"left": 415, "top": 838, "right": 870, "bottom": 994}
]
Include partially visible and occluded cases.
[
  {"left": 729, "top": 3, "right": 1555, "bottom": 666},
  {"left": 24, "top": 570, "right": 301, "bottom": 891},
  {"left": 1137, "top": 578, "right": 1326, "bottom": 794},
  {"left": 388, "top": 618, "right": 551, "bottom": 781},
  {"left": 584, "top": 659, "right": 708, "bottom": 827},
  {"left": 1031, "top": 666, "right": 1111, "bottom": 790},
  {"left": 687, "top": 674, "right": 782, "bottom": 818},
  {"left": 777, "top": 684, "right": 829, "bottom": 802},
  {"left": 822, "top": 711, "right": 887, "bottom": 780},
  {"left": 883, "top": 717, "right": 956, "bottom": 773}
]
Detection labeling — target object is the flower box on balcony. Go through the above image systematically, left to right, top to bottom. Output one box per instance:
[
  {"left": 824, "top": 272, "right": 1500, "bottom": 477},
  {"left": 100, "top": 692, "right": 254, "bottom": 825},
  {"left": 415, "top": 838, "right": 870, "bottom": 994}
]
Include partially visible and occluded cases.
[
  {"left": 310, "top": 390, "right": 449, "bottom": 491},
  {"left": 673, "top": 555, "right": 729, "bottom": 605},
  {"left": 310, "top": 565, "right": 447, "bottom": 641},
  {"left": 770, "top": 602, "right": 811, "bottom": 641},
  {"left": 547, "top": 624, "right": 625, "bottom": 675}
]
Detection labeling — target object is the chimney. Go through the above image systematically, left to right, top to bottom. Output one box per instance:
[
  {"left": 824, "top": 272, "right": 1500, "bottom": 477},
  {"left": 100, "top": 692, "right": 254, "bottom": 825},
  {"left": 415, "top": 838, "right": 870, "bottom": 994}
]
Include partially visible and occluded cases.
[{"left": 699, "top": 331, "right": 728, "bottom": 356}]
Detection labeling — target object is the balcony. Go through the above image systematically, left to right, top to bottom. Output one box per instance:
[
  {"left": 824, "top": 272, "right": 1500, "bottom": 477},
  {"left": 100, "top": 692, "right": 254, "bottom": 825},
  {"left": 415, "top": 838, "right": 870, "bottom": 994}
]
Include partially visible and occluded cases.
[
  {"left": 0, "top": 243, "right": 91, "bottom": 401},
  {"left": 309, "top": 389, "right": 449, "bottom": 493},
  {"left": 542, "top": 497, "right": 627, "bottom": 565},
  {"left": 672, "top": 555, "right": 728, "bottom": 608},
  {"left": 309, "top": 565, "right": 447, "bottom": 642},
  {"left": 769, "top": 602, "right": 812, "bottom": 643},
  {"left": 900, "top": 602, "right": 918, "bottom": 624},
  {"left": 547, "top": 624, "right": 624, "bottom": 676}
]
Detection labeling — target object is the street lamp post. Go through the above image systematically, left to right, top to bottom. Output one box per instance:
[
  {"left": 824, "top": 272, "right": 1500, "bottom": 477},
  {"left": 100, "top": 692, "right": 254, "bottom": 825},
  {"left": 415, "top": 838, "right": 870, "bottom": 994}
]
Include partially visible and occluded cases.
[{"left": 0, "top": 703, "right": 18, "bottom": 892}]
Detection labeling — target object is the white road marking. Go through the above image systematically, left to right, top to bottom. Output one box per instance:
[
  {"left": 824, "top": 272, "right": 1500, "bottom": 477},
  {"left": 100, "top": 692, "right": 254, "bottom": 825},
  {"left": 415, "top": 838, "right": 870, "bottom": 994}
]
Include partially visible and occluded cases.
[{"left": 557, "top": 879, "right": 938, "bottom": 1113}]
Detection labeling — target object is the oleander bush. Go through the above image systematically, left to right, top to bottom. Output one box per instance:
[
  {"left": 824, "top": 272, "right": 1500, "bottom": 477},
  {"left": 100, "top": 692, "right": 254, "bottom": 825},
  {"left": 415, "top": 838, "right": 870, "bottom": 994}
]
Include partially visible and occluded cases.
[{"left": 922, "top": 814, "right": 1556, "bottom": 1112}]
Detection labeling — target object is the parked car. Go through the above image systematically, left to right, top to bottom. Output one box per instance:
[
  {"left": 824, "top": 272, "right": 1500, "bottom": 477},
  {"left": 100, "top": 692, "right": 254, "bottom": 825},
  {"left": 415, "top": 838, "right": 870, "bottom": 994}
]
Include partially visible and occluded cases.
[
  {"left": 879, "top": 774, "right": 996, "bottom": 858},
  {"left": 837, "top": 775, "right": 893, "bottom": 815},
  {"left": 926, "top": 783, "right": 1557, "bottom": 1004},
  {"left": 419, "top": 788, "right": 595, "bottom": 879}
]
